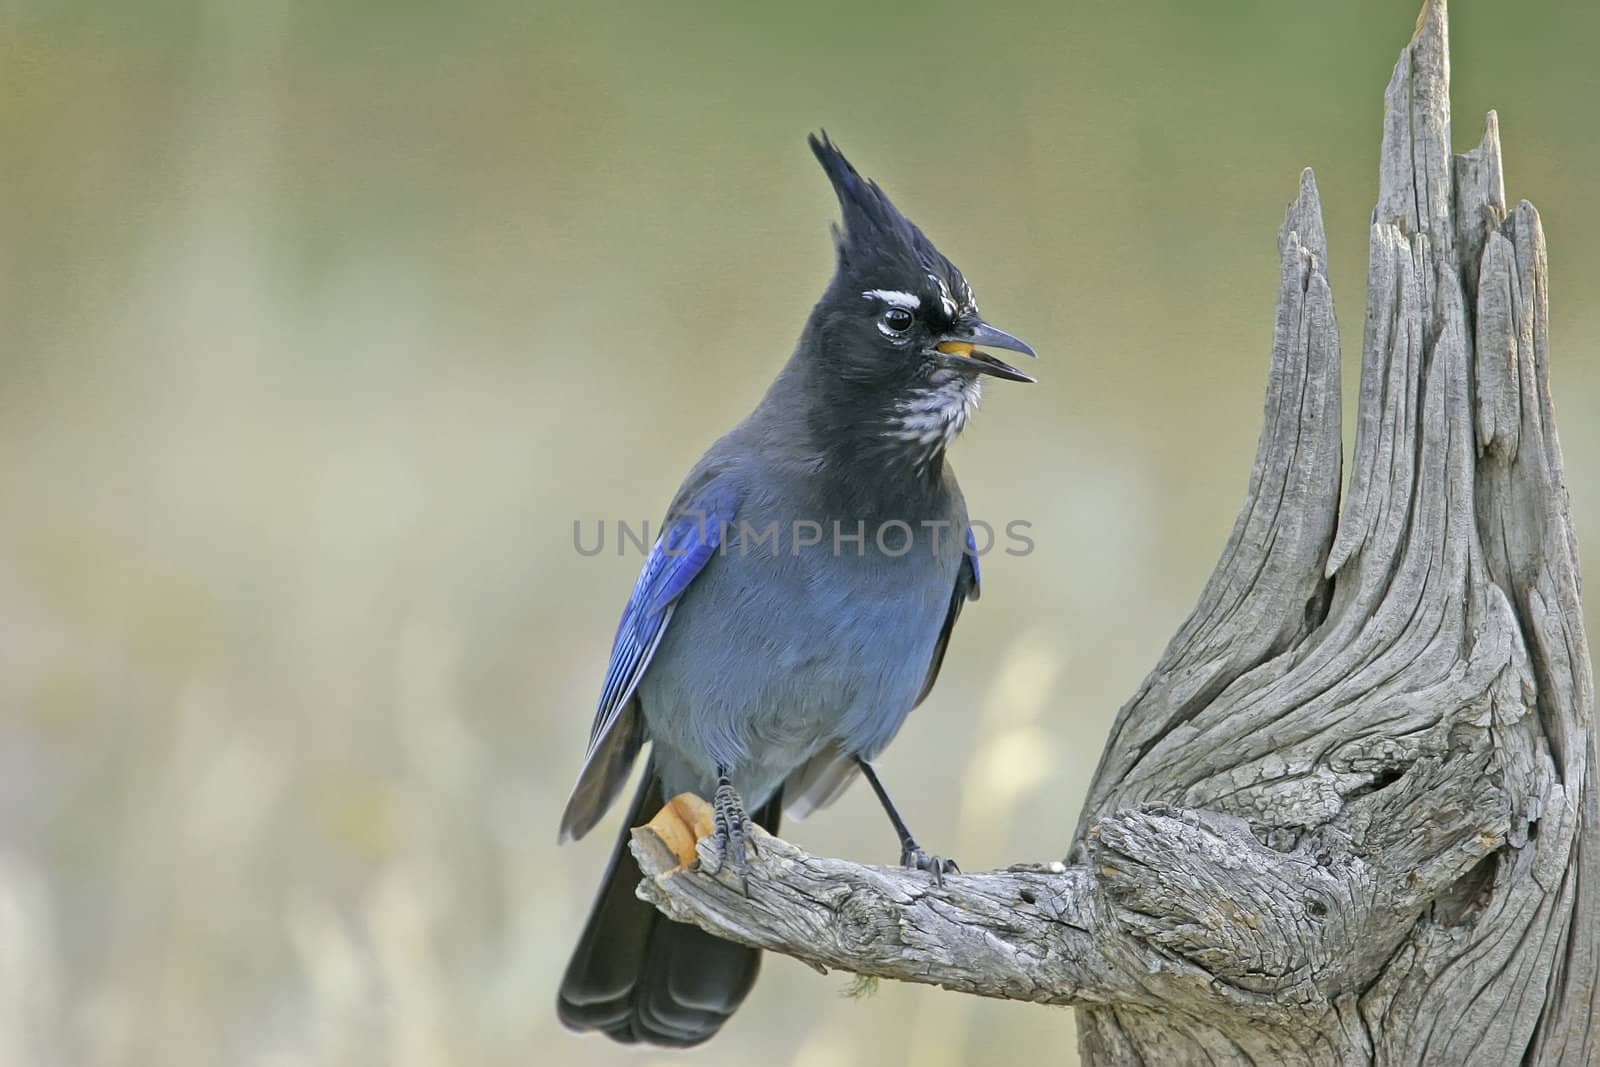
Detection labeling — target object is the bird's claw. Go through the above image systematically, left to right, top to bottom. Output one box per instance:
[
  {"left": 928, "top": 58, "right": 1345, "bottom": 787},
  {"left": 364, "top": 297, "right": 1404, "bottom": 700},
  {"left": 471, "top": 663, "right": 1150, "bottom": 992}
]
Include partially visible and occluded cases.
[
  {"left": 701, "top": 779, "right": 758, "bottom": 893},
  {"left": 902, "top": 844, "right": 959, "bottom": 887}
]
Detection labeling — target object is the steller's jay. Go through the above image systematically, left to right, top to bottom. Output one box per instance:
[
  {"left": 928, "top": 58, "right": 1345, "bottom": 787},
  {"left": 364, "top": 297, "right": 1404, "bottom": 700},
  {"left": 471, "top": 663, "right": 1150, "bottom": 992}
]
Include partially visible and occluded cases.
[{"left": 556, "top": 133, "right": 1036, "bottom": 1048}]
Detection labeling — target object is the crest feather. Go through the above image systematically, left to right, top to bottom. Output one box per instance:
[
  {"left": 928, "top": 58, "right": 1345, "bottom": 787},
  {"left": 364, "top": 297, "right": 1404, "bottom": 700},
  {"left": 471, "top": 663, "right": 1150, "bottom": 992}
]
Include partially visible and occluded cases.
[{"left": 807, "top": 132, "right": 968, "bottom": 303}]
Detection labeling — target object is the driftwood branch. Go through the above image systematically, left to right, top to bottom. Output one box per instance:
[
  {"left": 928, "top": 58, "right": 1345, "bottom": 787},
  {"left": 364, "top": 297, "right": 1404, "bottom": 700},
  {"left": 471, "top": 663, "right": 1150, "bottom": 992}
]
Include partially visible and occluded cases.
[
  {"left": 629, "top": 3, "right": 1599, "bottom": 1063},
  {"left": 631, "top": 818, "right": 1142, "bottom": 1006}
]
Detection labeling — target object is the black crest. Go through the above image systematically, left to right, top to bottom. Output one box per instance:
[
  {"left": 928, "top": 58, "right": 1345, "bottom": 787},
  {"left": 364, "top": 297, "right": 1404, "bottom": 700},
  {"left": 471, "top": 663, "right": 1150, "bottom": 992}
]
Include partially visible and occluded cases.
[{"left": 808, "top": 132, "right": 974, "bottom": 313}]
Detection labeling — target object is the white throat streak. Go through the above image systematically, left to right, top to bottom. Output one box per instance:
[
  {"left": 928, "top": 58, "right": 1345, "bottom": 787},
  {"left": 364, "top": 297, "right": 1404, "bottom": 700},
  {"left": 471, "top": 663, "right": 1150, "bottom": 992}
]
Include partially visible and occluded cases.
[{"left": 884, "top": 376, "right": 982, "bottom": 470}]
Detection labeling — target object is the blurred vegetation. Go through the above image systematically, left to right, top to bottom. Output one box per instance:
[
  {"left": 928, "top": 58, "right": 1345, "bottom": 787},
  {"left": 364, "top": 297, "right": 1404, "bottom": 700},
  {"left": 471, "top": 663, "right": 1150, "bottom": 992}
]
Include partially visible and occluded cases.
[{"left": 1, "top": 1, "right": 1596, "bottom": 1064}]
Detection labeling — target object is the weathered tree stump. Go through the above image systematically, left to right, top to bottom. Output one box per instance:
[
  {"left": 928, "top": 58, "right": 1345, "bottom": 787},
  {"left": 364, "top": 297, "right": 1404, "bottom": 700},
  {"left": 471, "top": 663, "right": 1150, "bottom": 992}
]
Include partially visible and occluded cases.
[{"left": 627, "top": 3, "right": 1598, "bottom": 1063}]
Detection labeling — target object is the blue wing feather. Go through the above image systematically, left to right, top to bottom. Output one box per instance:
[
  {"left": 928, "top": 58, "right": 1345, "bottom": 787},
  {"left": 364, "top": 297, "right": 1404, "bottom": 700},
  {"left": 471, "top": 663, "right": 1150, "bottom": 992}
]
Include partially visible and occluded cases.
[
  {"left": 559, "top": 486, "right": 734, "bottom": 842},
  {"left": 585, "top": 510, "right": 724, "bottom": 753},
  {"left": 648, "top": 513, "right": 723, "bottom": 613},
  {"left": 964, "top": 525, "right": 982, "bottom": 599}
]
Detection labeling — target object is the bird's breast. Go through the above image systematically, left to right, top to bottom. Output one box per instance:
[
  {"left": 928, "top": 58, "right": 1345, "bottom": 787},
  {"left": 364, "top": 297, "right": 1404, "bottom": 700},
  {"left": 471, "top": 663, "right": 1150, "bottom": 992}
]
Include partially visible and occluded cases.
[{"left": 637, "top": 510, "right": 964, "bottom": 797}]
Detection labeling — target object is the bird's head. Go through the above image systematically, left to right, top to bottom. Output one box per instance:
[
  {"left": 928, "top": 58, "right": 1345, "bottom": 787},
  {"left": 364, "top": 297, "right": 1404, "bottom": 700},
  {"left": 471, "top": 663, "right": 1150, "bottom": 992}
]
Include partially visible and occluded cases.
[{"left": 802, "top": 133, "right": 1035, "bottom": 469}]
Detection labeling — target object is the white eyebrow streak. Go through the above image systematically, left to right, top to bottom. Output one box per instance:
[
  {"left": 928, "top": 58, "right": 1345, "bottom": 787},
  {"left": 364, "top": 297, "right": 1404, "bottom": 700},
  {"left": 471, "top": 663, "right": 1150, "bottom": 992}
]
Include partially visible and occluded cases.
[{"left": 862, "top": 289, "right": 921, "bottom": 310}]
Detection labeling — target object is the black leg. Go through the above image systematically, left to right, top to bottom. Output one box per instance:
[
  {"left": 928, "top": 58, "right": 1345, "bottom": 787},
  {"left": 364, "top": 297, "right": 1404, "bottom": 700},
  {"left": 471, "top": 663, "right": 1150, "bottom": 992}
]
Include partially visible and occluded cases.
[
  {"left": 855, "top": 758, "right": 959, "bottom": 885},
  {"left": 702, "top": 765, "right": 757, "bottom": 892}
]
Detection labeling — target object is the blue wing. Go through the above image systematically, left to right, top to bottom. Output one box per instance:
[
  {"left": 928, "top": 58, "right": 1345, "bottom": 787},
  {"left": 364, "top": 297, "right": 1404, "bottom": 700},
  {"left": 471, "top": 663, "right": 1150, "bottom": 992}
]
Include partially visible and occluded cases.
[
  {"left": 557, "top": 487, "right": 734, "bottom": 842},
  {"left": 588, "top": 513, "right": 722, "bottom": 750},
  {"left": 912, "top": 524, "right": 980, "bottom": 706},
  {"left": 964, "top": 524, "right": 982, "bottom": 599}
]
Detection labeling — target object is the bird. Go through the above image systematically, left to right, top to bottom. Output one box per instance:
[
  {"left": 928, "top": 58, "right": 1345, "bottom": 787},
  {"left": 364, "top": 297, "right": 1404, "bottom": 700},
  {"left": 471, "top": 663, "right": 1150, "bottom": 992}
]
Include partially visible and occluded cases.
[{"left": 555, "top": 132, "right": 1036, "bottom": 1048}]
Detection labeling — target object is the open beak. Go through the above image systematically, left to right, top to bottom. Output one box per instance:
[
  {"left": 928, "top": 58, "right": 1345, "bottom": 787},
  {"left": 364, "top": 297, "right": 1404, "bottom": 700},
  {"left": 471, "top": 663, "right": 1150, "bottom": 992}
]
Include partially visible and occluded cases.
[{"left": 934, "top": 321, "right": 1037, "bottom": 383}]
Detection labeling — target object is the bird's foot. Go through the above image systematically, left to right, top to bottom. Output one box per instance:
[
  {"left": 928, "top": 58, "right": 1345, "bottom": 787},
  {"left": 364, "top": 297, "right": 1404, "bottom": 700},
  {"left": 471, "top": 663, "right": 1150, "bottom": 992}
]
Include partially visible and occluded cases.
[
  {"left": 701, "top": 776, "right": 758, "bottom": 893},
  {"left": 902, "top": 843, "right": 959, "bottom": 887}
]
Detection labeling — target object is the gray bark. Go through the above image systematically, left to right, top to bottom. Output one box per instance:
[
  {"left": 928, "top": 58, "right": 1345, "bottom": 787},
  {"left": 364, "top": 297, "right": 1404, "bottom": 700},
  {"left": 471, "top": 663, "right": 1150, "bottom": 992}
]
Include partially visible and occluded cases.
[{"left": 628, "top": 2, "right": 1599, "bottom": 1062}]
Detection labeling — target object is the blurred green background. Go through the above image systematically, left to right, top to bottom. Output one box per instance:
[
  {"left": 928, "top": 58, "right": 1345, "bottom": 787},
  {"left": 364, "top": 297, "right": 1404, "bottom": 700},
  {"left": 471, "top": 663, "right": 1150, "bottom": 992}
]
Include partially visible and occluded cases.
[{"left": 1, "top": 1, "right": 1597, "bottom": 1064}]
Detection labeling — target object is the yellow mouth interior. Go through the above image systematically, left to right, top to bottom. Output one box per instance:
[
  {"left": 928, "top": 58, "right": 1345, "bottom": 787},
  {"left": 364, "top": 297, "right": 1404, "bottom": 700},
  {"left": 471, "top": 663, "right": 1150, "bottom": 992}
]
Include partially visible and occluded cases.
[{"left": 935, "top": 341, "right": 976, "bottom": 357}]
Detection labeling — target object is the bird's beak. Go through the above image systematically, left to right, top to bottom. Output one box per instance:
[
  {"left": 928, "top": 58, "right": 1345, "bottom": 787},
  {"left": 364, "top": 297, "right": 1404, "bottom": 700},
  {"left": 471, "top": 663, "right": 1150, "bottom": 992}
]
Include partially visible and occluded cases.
[{"left": 934, "top": 321, "right": 1038, "bottom": 383}]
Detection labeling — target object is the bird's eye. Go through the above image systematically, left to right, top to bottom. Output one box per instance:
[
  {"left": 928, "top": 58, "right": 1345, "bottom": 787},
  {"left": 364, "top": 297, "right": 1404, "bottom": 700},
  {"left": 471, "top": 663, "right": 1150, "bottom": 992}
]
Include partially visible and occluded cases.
[{"left": 881, "top": 308, "right": 914, "bottom": 333}]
